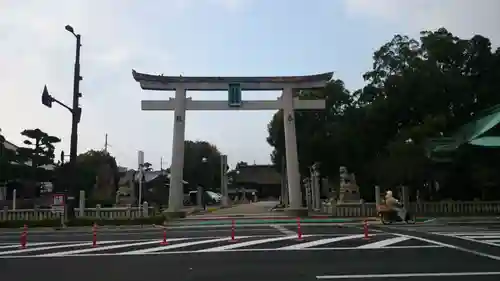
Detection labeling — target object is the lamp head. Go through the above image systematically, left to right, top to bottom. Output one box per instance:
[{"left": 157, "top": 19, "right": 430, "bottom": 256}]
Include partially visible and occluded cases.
[{"left": 65, "top": 25, "right": 74, "bottom": 33}]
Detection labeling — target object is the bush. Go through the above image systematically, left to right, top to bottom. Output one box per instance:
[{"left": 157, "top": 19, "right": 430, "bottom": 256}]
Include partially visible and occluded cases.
[{"left": 0, "top": 215, "right": 167, "bottom": 228}]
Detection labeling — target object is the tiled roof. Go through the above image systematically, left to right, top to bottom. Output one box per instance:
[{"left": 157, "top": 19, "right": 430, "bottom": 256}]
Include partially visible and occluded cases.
[
  {"left": 132, "top": 70, "right": 333, "bottom": 84},
  {"left": 2, "top": 140, "right": 18, "bottom": 151},
  {"left": 231, "top": 164, "right": 281, "bottom": 185},
  {"left": 118, "top": 170, "right": 188, "bottom": 185}
]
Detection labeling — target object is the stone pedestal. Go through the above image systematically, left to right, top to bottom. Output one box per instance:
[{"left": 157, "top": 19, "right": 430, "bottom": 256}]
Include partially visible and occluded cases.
[
  {"left": 310, "top": 163, "right": 321, "bottom": 210},
  {"left": 338, "top": 166, "right": 362, "bottom": 204},
  {"left": 337, "top": 188, "right": 362, "bottom": 203},
  {"left": 221, "top": 196, "right": 230, "bottom": 208}
]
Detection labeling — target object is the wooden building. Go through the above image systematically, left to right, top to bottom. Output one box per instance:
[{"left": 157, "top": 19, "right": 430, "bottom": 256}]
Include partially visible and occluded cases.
[{"left": 229, "top": 164, "right": 281, "bottom": 199}]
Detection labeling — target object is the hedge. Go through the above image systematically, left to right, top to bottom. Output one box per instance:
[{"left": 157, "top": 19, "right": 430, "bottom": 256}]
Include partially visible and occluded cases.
[{"left": 0, "top": 215, "right": 167, "bottom": 228}]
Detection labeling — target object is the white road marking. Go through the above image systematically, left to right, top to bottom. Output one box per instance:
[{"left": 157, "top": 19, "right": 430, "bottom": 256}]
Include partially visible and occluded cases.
[
  {"left": 447, "top": 220, "right": 500, "bottom": 224},
  {"left": 162, "top": 222, "right": 375, "bottom": 229},
  {"left": 0, "top": 223, "right": 360, "bottom": 236},
  {"left": 270, "top": 224, "right": 296, "bottom": 235},
  {"left": 168, "top": 227, "right": 275, "bottom": 233},
  {"left": 0, "top": 228, "right": 278, "bottom": 240},
  {"left": 434, "top": 231, "right": 500, "bottom": 236},
  {"left": 433, "top": 232, "right": 500, "bottom": 247},
  {"left": 0, "top": 233, "right": 448, "bottom": 258},
  {"left": 0, "top": 234, "right": 364, "bottom": 254},
  {"left": 280, "top": 234, "right": 366, "bottom": 250},
  {"left": 402, "top": 234, "right": 500, "bottom": 261},
  {"left": 197, "top": 235, "right": 313, "bottom": 252},
  {"left": 463, "top": 235, "right": 500, "bottom": 239},
  {"left": 123, "top": 236, "right": 250, "bottom": 254},
  {"left": 356, "top": 236, "right": 409, "bottom": 249},
  {"left": 37, "top": 238, "right": 190, "bottom": 257},
  {"left": 0, "top": 240, "right": 118, "bottom": 255},
  {"left": 0, "top": 242, "right": 58, "bottom": 250},
  {"left": 0, "top": 245, "right": 445, "bottom": 259},
  {"left": 208, "top": 245, "right": 441, "bottom": 251},
  {"left": 316, "top": 271, "right": 500, "bottom": 279}
]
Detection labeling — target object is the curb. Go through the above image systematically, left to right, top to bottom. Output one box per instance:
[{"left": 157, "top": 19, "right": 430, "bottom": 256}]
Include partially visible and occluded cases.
[{"left": 185, "top": 207, "right": 221, "bottom": 216}]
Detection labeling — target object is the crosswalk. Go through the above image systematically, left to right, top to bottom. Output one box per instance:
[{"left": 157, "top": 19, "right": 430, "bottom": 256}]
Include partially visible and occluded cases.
[
  {"left": 433, "top": 231, "right": 500, "bottom": 246},
  {"left": 0, "top": 234, "right": 442, "bottom": 258}
]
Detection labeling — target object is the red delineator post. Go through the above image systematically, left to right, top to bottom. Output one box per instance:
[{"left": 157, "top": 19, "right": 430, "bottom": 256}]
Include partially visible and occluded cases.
[
  {"left": 296, "top": 217, "right": 303, "bottom": 241},
  {"left": 228, "top": 219, "right": 239, "bottom": 243},
  {"left": 363, "top": 220, "right": 371, "bottom": 240},
  {"left": 92, "top": 223, "right": 97, "bottom": 247},
  {"left": 20, "top": 224, "right": 27, "bottom": 249},
  {"left": 160, "top": 225, "right": 169, "bottom": 245}
]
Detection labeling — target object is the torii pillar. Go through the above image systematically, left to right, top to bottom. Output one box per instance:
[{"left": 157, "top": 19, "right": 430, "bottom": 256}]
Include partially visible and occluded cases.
[{"left": 132, "top": 70, "right": 332, "bottom": 217}]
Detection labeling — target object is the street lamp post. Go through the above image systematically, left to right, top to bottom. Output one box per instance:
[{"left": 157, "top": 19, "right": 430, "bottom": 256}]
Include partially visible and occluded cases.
[
  {"left": 41, "top": 24, "right": 83, "bottom": 220},
  {"left": 66, "top": 24, "right": 82, "bottom": 167},
  {"left": 160, "top": 156, "right": 168, "bottom": 172},
  {"left": 199, "top": 157, "right": 208, "bottom": 210}
]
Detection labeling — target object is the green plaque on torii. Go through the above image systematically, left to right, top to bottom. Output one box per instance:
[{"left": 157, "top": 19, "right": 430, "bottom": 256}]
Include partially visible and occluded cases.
[{"left": 228, "top": 84, "right": 242, "bottom": 107}]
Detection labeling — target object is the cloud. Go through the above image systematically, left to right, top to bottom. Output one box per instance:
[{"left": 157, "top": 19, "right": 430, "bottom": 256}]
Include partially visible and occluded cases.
[
  {"left": 0, "top": 0, "right": 250, "bottom": 168},
  {"left": 343, "top": 0, "right": 500, "bottom": 44}
]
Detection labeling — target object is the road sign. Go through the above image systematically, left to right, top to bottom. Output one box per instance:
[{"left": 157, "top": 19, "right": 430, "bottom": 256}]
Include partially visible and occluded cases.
[
  {"left": 228, "top": 84, "right": 242, "bottom": 107},
  {"left": 41, "top": 85, "right": 53, "bottom": 108},
  {"left": 51, "top": 193, "right": 65, "bottom": 214}
]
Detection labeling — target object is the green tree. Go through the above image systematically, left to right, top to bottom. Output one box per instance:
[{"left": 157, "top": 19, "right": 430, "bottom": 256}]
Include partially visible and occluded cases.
[
  {"left": 266, "top": 27, "right": 500, "bottom": 201},
  {"left": 359, "top": 28, "right": 500, "bottom": 199},
  {"left": 266, "top": 79, "right": 356, "bottom": 179},
  {"left": 0, "top": 128, "right": 12, "bottom": 184},
  {"left": 0, "top": 128, "right": 4, "bottom": 145},
  {"left": 0, "top": 129, "right": 32, "bottom": 192},
  {"left": 12, "top": 129, "right": 60, "bottom": 197},
  {"left": 16, "top": 129, "right": 60, "bottom": 170},
  {"left": 182, "top": 140, "right": 223, "bottom": 192},
  {"left": 54, "top": 149, "right": 119, "bottom": 204},
  {"left": 235, "top": 161, "right": 248, "bottom": 169},
  {"left": 142, "top": 162, "right": 153, "bottom": 172}
]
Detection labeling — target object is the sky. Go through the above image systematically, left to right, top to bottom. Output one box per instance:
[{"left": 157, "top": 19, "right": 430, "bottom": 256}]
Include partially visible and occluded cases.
[{"left": 1, "top": 0, "right": 499, "bottom": 170}]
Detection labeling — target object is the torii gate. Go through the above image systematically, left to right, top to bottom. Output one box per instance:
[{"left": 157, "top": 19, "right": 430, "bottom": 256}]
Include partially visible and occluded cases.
[{"left": 132, "top": 70, "right": 331, "bottom": 216}]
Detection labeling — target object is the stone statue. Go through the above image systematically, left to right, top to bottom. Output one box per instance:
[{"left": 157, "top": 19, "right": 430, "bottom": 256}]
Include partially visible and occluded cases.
[{"left": 338, "top": 166, "right": 361, "bottom": 203}]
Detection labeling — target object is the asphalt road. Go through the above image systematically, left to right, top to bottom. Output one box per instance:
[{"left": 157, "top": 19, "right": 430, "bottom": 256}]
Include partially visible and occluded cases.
[{"left": 1, "top": 222, "right": 500, "bottom": 281}]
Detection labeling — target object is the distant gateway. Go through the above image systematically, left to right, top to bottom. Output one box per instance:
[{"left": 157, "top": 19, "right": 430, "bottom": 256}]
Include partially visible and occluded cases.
[{"left": 132, "top": 70, "right": 332, "bottom": 216}]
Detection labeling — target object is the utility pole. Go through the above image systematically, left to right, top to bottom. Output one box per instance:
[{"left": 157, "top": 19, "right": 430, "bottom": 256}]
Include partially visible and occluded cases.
[
  {"left": 41, "top": 24, "right": 83, "bottom": 220},
  {"left": 67, "top": 25, "right": 83, "bottom": 220},
  {"left": 104, "top": 133, "right": 110, "bottom": 153},
  {"left": 160, "top": 156, "right": 168, "bottom": 173}
]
